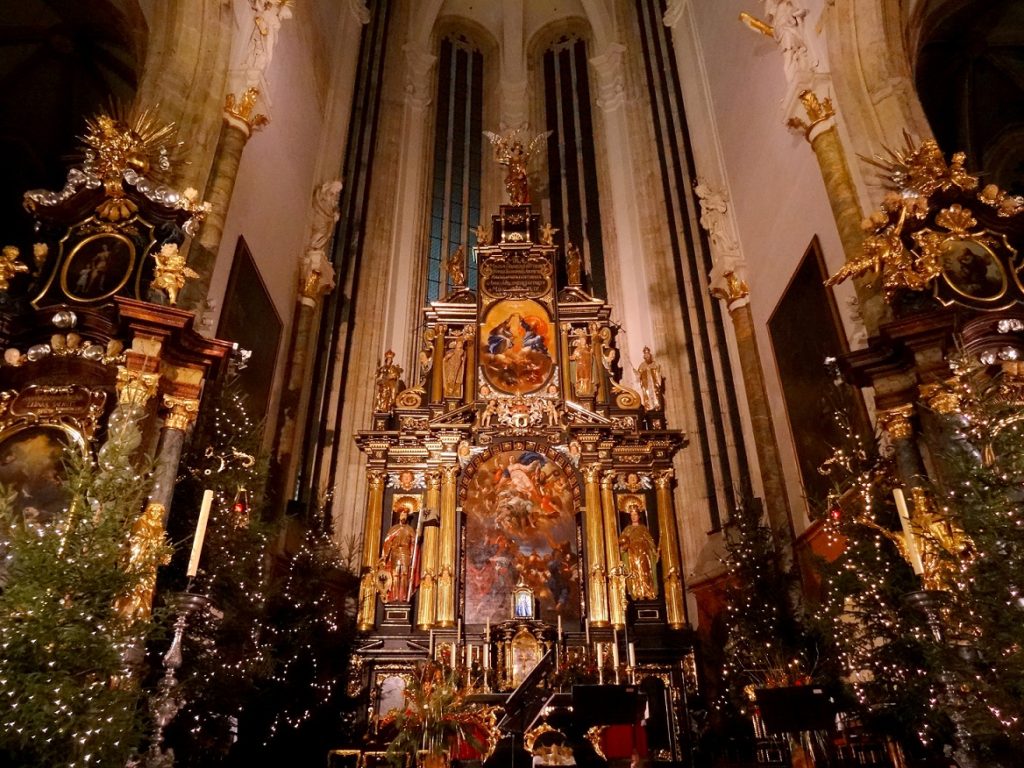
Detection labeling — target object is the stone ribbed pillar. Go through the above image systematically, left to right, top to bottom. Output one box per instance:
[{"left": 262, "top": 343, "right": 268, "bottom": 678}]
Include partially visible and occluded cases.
[
  {"left": 789, "top": 91, "right": 884, "bottom": 333},
  {"left": 711, "top": 280, "right": 795, "bottom": 559},
  {"left": 582, "top": 463, "right": 610, "bottom": 627},
  {"left": 436, "top": 464, "right": 459, "bottom": 627},
  {"left": 356, "top": 469, "right": 387, "bottom": 631},
  {"left": 416, "top": 469, "right": 442, "bottom": 629},
  {"left": 655, "top": 469, "right": 687, "bottom": 629},
  {"left": 600, "top": 471, "right": 626, "bottom": 629}
]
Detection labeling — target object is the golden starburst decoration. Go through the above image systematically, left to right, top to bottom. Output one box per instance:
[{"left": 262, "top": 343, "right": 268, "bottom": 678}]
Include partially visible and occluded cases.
[{"left": 80, "top": 106, "right": 179, "bottom": 184}]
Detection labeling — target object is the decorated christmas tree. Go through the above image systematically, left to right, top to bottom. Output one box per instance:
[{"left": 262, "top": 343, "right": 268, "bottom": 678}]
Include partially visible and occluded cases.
[{"left": 0, "top": 411, "right": 168, "bottom": 768}]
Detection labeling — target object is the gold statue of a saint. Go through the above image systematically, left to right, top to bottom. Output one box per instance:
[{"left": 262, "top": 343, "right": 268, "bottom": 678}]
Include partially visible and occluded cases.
[
  {"left": 565, "top": 242, "right": 582, "bottom": 286},
  {"left": 445, "top": 245, "right": 467, "bottom": 292},
  {"left": 0, "top": 246, "right": 29, "bottom": 292},
  {"left": 636, "top": 346, "right": 664, "bottom": 411},
  {"left": 373, "top": 350, "right": 403, "bottom": 413},
  {"left": 618, "top": 496, "right": 659, "bottom": 600},
  {"left": 378, "top": 498, "right": 418, "bottom": 602},
  {"left": 115, "top": 502, "right": 171, "bottom": 621}
]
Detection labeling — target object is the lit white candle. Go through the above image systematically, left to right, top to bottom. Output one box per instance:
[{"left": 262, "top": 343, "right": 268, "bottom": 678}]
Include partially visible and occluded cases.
[
  {"left": 893, "top": 488, "right": 925, "bottom": 575},
  {"left": 186, "top": 490, "right": 214, "bottom": 578},
  {"left": 557, "top": 615, "right": 563, "bottom": 641},
  {"left": 485, "top": 618, "right": 491, "bottom": 642},
  {"left": 585, "top": 618, "right": 591, "bottom": 646},
  {"left": 457, "top": 619, "right": 462, "bottom": 640},
  {"left": 612, "top": 639, "right": 620, "bottom": 669},
  {"left": 451, "top": 642, "right": 457, "bottom": 668},
  {"left": 628, "top": 642, "right": 636, "bottom": 668},
  {"left": 483, "top": 643, "right": 489, "bottom": 670},
  {"left": 597, "top": 644, "right": 604, "bottom": 685}
]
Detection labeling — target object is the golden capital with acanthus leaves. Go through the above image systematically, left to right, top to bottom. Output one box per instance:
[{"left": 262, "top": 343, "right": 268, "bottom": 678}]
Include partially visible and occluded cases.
[
  {"left": 225, "top": 87, "right": 269, "bottom": 133},
  {"left": 787, "top": 89, "right": 835, "bottom": 140},
  {"left": 709, "top": 270, "right": 750, "bottom": 303},
  {"left": 116, "top": 367, "right": 160, "bottom": 407},
  {"left": 919, "top": 382, "right": 960, "bottom": 416},
  {"left": 162, "top": 394, "right": 201, "bottom": 432},
  {"left": 878, "top": 405, "right": 914, "bottom": 440},
  {"left": 582, "top": 463, "right": 603, "bottom": 484},
  {"left": 440, "top": 464, "right": 459, "bottom": 484},
  {"left": 425, "top": 468, "right": 442, "bottom": 489},
  {"left": 655, "top": 468, "right": 675, "bottom": 489},
  {"left": 367, "top": 469, "right": 387, "bottom": 489},
  {"left": 600, "top": 470, "right": 616, "bottom": 489}
]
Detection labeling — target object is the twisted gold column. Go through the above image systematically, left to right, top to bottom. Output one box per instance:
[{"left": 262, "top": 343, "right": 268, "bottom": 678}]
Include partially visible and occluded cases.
[
  {"left": 436, "top": 464, "right": 459, "bottom": 627},
  {"left": 582, "top": 464, "right": 609, "bottom": 626},
  {"left": 356, "top": 469, "right": 387, "bottom": 631},
  {"left": 416, "top": 469, "right": 441, "bottom": 629},
  {"left": 655, "top": 470, "right": 687, "bottom": 629},
  {"left": 600, "top": 471, "right": 626, "bottom": 628}
]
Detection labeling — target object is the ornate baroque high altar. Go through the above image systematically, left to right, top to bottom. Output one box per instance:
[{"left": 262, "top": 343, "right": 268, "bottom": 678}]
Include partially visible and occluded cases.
[{"left": 347, "top": 132, "right": 696, "bottom": 763}]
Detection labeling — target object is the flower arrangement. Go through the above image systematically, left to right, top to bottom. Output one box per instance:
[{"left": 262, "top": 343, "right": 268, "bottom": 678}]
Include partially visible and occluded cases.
[{"left": 382, "top": 662, "right": 493, "bottom": 768}]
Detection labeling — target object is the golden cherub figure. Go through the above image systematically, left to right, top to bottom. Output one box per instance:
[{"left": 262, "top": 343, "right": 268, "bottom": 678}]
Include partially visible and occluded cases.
[
  {"left": 150, "top": 242, "right": 199, "bottom": 305},
  {"left": 0, "top": 246, "right": 29, "bottom": 292}
]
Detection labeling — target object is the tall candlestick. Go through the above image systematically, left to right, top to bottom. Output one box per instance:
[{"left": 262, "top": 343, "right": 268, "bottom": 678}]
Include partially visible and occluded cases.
[
  {"left": 894, "top": 488, "right": 925, "bottom": 575},
  {"left": 186, "top": 490, "right": 214, "bottom": 578},
  {"left": 612, "top": 639, "right": 620, "bottom": 669}
]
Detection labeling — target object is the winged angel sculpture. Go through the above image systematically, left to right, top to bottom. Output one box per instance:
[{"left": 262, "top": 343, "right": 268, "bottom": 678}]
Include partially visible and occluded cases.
[{"left": 483, "top": 128, "right": 551, "bottom": 205}]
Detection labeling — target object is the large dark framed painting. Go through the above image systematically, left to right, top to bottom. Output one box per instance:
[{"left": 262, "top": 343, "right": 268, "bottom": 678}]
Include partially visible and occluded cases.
[
  {"left": 217, "top": 237, "right": 283, "bottom": 423},
  {"left": 768, "top": 239, "right": 869, "bottom": 508},
  {"left": 460, "top": 443, "right": 580, "bottom": 625}
]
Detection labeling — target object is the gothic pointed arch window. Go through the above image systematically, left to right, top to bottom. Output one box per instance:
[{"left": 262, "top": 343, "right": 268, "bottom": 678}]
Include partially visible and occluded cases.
[
  {"left": 425, "top": 32, "right": 485, "bottom": 303},
  {"left": 541, "top": 32, "right": 606, "bottom": 297}
]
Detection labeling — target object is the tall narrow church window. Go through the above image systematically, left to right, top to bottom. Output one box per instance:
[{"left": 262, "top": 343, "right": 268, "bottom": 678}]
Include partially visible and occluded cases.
[
  {"left": 543, "top": 34, "right": 606, "bottom": 297},
  {"left": 426, "top": 35, "right": 484, "bottom": 303}
]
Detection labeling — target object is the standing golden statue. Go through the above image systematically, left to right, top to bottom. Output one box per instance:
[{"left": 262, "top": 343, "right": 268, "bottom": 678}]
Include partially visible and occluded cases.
[
  {"left": 483, "top": 128, "right": 551, "bottom": 205},
  {"left": 445, "top": 245, "right": 467, "bottom": 293},
  {"left": 635, "top": 346, "right": 664, "bottom": 411},
  {"left": 373, "top": 350, "right": 403, "bottom": 413},
  {"left": 618, "top": 496, "right": 659, "bottom": 600},
  {"left": 377, "top": 498, "right": 418, "bottom": 602},
  {"left": 115, "top": 502, "right": 172, "bottom": 621}
]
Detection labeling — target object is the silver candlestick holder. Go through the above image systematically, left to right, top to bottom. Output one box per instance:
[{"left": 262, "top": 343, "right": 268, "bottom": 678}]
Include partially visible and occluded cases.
[{"left": 143, "top": 591, "right": 209, "bottom": 768}]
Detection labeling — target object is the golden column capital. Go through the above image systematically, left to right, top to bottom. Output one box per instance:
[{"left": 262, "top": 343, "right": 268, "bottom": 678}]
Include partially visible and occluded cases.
[
  {"left": 224, "top": 87, "right": 268, "bottom": 134},
  {"left": 786, "top": 89, "right": 836, "bottom": 141},
  {"left": 709, "top": 271, "right": 751, "bottom": 304},
  {"left": 116, "top": 367, "right": 160, "bottom": 407},
  {"left": 919, "top": 382, "right": 960, "bottom": 415},
  {"left": 162, "top": 394, "right": 201, "bottom": 432},
  {"left": 878, "top": 405, "right": 915, "bottom": 441},
  {"left": 440, "top": 463, "right": 459, "bottom": 484},
  {"left": 582, "top": 463, "right": 602, "bottom": 484},
  {"left": 425, "top": 467, "right": 442, "bottom": 490},
  {"left": 654, "top": 468, "right": 675, "bottom": 489},
  {"left": 367, "top": 469, "right": 387, "bottom": 489},
  {"left": 600, "top": 469, "right": 616, "bottom": 489}
]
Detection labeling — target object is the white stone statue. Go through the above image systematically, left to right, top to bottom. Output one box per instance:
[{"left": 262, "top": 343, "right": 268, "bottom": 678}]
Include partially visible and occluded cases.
[{"left": 243, "top": 0, "right": 294, "bottom": 80}]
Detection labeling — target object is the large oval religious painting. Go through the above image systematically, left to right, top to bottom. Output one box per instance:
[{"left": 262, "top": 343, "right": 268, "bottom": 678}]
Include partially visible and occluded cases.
[
  {"left": 479, "top": 299, "right": 555, "bottom": 394},
  {"left": 462, "top": 446, "right": 580, "bottom": 625}
]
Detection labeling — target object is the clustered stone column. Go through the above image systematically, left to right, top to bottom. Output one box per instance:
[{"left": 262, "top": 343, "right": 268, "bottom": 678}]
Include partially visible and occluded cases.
[
  {"left": 582, "top": 463, "right": 610, "bottom": 626},
  {"left": 436, "top": 464, "right": 459, "bottom": 628},
  {"left": 357, "top": 469, "right": 387, "bottom": 631}
]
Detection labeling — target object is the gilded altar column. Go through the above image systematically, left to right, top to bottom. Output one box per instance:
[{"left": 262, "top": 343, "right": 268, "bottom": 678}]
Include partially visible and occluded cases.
[
  {"left": 788, "top": 91, "right": 884, "bottom": 333},
  {"left": 149, "top": 390, "right": 201, "bottom": 517},
  {"left": 877, "top": 405, "right": 928, "bottom": 494},
  {"left": 582, "top": 463, "right": 610, "bottom": 626},
  {"left": 436, "top": 464, "right": 459, "bottom": 627},
  {"left": 356, "top": 469, "right": 387, "bottom": 631},
  {"left": 416, "top": 469, "right": 442, "bottom": 629},
  {"left": 655, "top": 469, "right": 687, "bottom": 629},
  {"left": 600, "top": 471, "right": 626, "bottom": 628}
]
